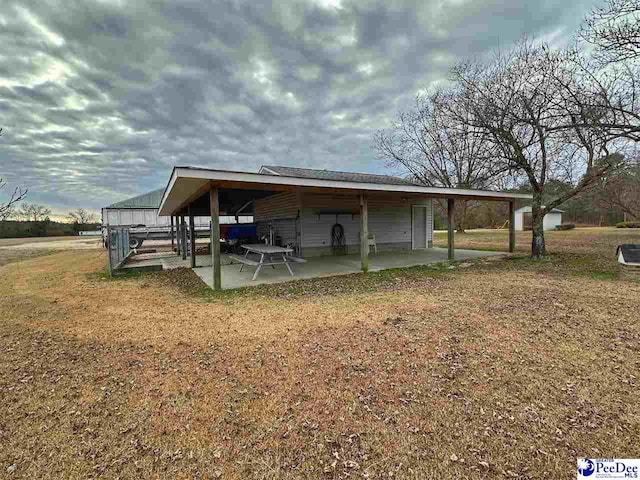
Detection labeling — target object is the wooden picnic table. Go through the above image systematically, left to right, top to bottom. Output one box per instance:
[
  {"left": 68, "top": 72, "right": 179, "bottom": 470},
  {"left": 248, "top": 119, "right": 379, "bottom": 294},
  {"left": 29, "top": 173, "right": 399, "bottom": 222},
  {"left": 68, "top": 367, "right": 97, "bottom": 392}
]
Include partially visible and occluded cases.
[{"left": 228, "top": 244, "right": 305, "bottom": 281}]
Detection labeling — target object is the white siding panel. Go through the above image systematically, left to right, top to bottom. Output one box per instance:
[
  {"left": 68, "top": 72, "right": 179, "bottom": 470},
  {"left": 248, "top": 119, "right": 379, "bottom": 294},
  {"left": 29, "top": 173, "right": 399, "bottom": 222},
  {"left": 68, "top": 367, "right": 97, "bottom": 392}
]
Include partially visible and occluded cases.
[
  {"left": 254, "top": 192, "right": 300, "bottom": 221},
  {"left": 299, "top": 193, "right": 432, "bottom": 251},
  {"left": 302, "top": 193, "right": 359, "bottom": 210},
  {"left": 103, "top": 207, "right": 245, "bottom": 228},
  {"left": 300, "top": 208, "right": 412, "bottom": 248},
  {"left": 369, "top": 208, "right": 412, "bottom": 244},
  {"left": 106, "top": 210, "right": 119, "bottom": 225},
  {"left": 120, "top": 210, "right": 133, "bottom": 225},
  {"left": 131, "top": 210, "right": 145, "bottom": 224},
  {"left": 143, "top": 210, "right": 155, "bottom": 225},
  {"left": 301, "top": 211, "right": 360, "bottom": 248},
  {"left": 515, "top": 212, "right": 524, "bottom": 231},
  {"left": 543, "top": 212, "right": 562, "bottom": 230},
  {"left": 256, "top": 218, "right": 299, "bottom": 249}
]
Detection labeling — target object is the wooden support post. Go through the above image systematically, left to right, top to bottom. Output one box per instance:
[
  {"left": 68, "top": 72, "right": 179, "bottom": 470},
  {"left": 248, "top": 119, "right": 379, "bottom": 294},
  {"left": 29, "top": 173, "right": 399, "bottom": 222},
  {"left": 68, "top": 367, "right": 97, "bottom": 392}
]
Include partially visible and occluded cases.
[
  {"left": 210, "top": 186, "right": 221, "bottom": 290},
  {"left": 360, "top": 193, "right": 369, "bottom": 273},
  {"left": 447, "top": 198, "right": 455, "bottom": 261},
  {"left": 509, "top": 200, "right": 515, "bottom": 253},
  {"left": 189, "top": 206, "right": 196, "bottom": 268},
  {"left": 181, "top": 215, "right": 187, "bottom": 260},
  {"left": 170, "top": 216, "right": 175, "bottom": 252}
]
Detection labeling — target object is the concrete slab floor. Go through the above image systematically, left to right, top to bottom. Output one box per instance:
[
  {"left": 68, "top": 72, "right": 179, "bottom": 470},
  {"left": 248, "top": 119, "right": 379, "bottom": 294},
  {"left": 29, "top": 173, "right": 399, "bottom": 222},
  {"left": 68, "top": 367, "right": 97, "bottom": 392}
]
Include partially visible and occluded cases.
[{"left": 193, "top": 248, "right": 503, "bottom": 290}]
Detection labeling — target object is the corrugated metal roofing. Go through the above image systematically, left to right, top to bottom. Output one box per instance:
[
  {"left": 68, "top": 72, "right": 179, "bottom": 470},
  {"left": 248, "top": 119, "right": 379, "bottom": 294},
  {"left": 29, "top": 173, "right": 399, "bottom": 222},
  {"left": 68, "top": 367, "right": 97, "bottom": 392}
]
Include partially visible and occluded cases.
[
  {"left": 260, "top": 165, "right": 417, "bottom": 186},
  {"left": 105, "top": 188, "right": 164, "bottom": 209}
]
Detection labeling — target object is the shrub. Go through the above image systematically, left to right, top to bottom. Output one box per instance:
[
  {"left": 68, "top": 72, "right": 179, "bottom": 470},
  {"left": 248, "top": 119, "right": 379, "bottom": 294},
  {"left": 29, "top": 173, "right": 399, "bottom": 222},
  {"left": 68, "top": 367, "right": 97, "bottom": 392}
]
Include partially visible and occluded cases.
[
  {"left": 616, "top": 221, "right": 640, "bottom": 229},
  {"left": 555, "top": 224, "right": 576, "bottom": 231}
]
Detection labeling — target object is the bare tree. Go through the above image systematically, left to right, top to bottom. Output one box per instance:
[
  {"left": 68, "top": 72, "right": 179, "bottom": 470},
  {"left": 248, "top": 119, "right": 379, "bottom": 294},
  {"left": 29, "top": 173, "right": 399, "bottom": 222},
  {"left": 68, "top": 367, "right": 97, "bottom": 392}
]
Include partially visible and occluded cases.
[
  {"left": 581, "top": 0, "right": 640, "bottom": 63},
  {"left": 440, "top": 40, "right": 634, "bottom": 258},
  {"left": 375, "top": 93, "right": 506, "bottom": 232},
  {"left": 598, "top": 158, "right": 640, "bottom": 218},
  {"left": 0, "top": 178, "right": 28, "bottom": 220},
  {"left": 18, "top": 203, "right": 52, "bottom": 222},
  {"left": 68, "top": 208, "right": 97, "bottom": 224}
]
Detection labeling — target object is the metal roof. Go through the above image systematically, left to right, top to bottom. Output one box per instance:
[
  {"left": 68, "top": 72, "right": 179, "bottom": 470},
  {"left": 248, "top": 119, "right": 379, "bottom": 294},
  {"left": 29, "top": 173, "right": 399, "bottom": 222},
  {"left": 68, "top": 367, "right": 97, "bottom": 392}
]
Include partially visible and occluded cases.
[
  {"left": 259, "top": 165, "right": 417, "bottom": 186},
  {"left": 105, "top": 188, "right": 164, "bottom": 209}
]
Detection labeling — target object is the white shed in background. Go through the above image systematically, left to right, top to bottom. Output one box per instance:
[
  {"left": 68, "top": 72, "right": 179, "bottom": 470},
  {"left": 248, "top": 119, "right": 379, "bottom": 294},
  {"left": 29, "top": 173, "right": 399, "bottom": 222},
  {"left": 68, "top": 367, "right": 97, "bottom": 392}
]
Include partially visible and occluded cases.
[{"left": 514, "top": 206, "right": 563, "bottom": 231}]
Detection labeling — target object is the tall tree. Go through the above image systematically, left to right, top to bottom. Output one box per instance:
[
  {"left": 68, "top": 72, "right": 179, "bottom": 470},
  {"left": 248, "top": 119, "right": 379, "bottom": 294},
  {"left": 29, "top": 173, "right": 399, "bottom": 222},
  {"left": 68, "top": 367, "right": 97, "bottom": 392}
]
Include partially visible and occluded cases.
[
  {"left": 581, "top": 0, "right": 640, "bottom": 63},
  {"left": 439, "top": 40, "right": 635, "bottom": 258},
  {"left": 374, "top": 93, "right": 506, "bottom": 232},
  {"left": 598, "top": 158, "right": 640, "bottom": 219},
  {"left": 19, "top": 203, "right": 52, "bottom": 222},
  {"left": 68, "top": 208, "right": 98, "bottom": 224}
]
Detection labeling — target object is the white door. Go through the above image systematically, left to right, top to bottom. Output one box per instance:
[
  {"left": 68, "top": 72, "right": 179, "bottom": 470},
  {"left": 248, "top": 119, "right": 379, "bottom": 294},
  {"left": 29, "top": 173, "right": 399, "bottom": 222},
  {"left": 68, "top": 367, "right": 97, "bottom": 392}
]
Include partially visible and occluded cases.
[{"left": 412, "top": 206, "right": 427, "bottom": 249}]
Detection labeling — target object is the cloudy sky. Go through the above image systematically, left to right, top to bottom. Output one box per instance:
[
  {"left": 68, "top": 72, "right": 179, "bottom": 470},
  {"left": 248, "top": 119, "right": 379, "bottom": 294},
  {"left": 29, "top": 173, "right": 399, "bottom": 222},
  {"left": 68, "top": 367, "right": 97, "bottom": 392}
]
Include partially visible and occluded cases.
[{"left": 1, "top": 0, "right": 599, "bottom": 215}]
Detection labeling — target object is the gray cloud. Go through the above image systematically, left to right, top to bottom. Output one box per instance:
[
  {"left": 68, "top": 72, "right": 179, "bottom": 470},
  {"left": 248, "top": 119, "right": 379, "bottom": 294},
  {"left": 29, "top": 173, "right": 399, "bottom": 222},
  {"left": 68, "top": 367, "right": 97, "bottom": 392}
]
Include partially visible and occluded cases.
[{"left": 1, "top": 0, "right": 599, "bottom": 213}]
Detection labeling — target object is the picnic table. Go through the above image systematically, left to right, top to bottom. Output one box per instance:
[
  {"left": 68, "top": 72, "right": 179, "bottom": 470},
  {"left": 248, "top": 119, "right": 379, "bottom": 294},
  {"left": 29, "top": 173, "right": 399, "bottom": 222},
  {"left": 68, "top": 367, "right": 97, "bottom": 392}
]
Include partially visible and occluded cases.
[{"left": 228, "top": 244, "right": 306, "bottom": 281}]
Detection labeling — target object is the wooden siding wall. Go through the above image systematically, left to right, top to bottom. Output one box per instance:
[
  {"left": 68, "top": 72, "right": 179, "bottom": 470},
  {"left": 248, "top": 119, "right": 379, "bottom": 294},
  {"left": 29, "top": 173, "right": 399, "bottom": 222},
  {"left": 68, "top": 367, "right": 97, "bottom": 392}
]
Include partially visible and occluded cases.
[
  {"left": 254, "top": 192, "right": 300, "bottom": 221},
  {"left": 299, "top": 193, "right": 433, "bottom": 256},
  {"left": 256, "top": 218, "right": 299, "bottom": 249}
]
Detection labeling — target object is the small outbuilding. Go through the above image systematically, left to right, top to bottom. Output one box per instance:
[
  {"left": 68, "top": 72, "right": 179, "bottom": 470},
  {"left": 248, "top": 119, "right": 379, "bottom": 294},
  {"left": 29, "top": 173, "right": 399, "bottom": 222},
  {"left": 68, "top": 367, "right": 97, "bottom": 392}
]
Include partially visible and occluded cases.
[{"left": 514, "top": 206, "right": 563, "bottom": 231}]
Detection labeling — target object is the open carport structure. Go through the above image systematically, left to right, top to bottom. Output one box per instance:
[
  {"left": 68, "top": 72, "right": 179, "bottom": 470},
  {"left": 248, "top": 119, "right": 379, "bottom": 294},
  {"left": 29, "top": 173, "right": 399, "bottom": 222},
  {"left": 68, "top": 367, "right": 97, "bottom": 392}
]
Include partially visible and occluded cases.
[{"left": 158, "top": 166, "right": 532, "bottom": 290}]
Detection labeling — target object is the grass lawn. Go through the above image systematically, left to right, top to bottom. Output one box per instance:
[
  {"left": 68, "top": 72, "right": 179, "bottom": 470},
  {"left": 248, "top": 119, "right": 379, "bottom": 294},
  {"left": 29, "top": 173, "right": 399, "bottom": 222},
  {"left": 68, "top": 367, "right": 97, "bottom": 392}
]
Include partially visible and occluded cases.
[
  {"left": 1, "top": 227, "right": 639, "bottom": 479},
  {"left": 0, "top": 248, "right": 56, "bottom": 267}
]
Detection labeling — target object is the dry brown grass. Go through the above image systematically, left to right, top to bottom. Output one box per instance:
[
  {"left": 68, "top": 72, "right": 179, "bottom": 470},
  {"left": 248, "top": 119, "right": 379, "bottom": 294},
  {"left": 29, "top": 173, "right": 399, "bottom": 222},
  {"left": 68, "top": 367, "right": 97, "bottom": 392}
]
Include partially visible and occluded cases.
[
  {"left": 1, "top": 228, "right": 639, "bottom": 479},
  {"left": 0, "top": 248, "right": 56, "bottom": 266}
]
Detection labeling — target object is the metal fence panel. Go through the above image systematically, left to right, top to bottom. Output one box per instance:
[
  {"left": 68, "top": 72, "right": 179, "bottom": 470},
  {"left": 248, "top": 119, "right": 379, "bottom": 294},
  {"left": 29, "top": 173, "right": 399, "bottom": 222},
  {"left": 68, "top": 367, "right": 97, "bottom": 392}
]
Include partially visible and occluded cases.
[{"left": 106, "top": 226, "right": 131, "bottom": 276}]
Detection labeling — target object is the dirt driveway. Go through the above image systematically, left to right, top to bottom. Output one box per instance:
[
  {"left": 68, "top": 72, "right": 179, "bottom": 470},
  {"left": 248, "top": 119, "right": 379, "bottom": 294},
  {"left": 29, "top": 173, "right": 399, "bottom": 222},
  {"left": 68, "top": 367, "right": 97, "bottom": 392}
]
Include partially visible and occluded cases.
[{"left": 0, "top": 236, "right": 101, "bottom": 249}]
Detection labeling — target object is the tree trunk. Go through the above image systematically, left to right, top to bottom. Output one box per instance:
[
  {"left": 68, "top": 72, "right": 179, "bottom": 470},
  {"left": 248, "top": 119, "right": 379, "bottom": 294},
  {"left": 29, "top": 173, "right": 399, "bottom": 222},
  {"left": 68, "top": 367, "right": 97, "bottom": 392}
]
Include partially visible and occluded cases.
[{"left": 531, "top": 193, "right": 546, "bottom": 259}]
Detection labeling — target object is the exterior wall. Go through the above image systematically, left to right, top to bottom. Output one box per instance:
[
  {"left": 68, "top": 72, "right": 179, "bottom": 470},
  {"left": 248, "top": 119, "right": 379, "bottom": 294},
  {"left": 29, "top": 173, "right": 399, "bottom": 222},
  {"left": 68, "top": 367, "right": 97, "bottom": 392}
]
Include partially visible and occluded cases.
[
  {"left": 254, "top": 192, "right": 302, "bottom": 253},
  {"left": 254, "top": 192, "right": 301, "bottom": 221},
  {"left": 298, "top": 192, "right": 432, "bottom": 257},
  {"left": 101, "top": 208, "right": 250, "bottom": 227},
  {"left": 514, "top": 210, "right": 562, "bottom": 231},
  {"left": 514, "top": 212, "right": 524, "bottom": 231},
  {"left": 543, "top": 212, "right": 562, "bottom": 230},
  {"left": 256, "top": 218, "right": 299, "bottom": 249}
]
